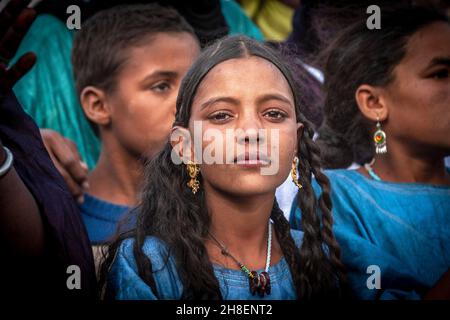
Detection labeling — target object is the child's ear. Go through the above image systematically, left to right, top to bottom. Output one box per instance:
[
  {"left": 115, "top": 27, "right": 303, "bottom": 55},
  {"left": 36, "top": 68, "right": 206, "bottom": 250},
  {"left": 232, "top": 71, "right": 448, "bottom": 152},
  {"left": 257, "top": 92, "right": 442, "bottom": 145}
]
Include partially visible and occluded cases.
[
  {"left": 355, "top": 84, "right": 389, "bottom": 121},
  {"left": 80, "top": 86, "right": 111, "bottom": 127},
  {"left": 295, "top": 122, "right": 304, "bottom": 154},
  {"left": 296, "top": 122, "right": 304, "bottom": 139},
  {"left": 170, "top": 126, "right": 194, "bottom": 164}
]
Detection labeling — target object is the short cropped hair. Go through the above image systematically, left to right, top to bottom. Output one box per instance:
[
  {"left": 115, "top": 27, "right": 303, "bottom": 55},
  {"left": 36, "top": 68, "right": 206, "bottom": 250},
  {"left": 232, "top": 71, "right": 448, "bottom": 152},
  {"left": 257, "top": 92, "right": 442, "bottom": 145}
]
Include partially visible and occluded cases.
[{"left": 72, "top": 3, "right": 196, "bottom": 96}]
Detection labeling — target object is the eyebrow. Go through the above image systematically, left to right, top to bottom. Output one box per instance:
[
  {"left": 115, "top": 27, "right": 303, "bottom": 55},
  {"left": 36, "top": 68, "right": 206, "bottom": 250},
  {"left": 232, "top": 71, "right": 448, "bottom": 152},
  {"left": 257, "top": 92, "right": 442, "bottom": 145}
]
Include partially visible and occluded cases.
[
  {"left": 426, "top": 56, "right": 450, "bottom": 68},
  {"left": 141, "top": 70, "right": 178, "bottom": 83},
  {"left": 200, "top": 93, "right": 293, "bottom": 111},
  {"left": 256, "top": 93, "right": 293, "bottom": 106},
  {"left": 200, "top": 96, "right": 240, "bottom": 110}
]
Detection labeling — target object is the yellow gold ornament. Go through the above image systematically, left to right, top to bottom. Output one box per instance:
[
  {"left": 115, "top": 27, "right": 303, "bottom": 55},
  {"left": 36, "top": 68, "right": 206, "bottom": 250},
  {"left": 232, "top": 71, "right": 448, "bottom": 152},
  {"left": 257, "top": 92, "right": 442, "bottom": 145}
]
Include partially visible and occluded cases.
[
  {"left": 291, "top": 156, "right": 303, "bottom": 189},
  {"left": 186, "top": 161, "right": 200, "bottom": 194}
]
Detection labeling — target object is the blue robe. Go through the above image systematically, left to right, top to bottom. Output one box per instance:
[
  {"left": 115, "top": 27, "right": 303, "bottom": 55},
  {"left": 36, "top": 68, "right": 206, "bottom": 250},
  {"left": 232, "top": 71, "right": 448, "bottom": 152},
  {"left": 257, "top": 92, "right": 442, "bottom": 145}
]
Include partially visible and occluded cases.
[
  {"left": 290, "top": 169, "right": 450, "bottom": 299},
  {"left": 107, "top": 230, "right": 303, "bottom": 300}
]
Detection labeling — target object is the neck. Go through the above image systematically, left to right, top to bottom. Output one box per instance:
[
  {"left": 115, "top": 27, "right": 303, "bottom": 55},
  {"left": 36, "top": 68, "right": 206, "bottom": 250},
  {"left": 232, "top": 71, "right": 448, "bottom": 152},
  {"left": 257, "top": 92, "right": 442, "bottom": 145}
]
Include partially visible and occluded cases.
[
  {"left": 87, "top": 137, "right": 143, "bottom": 206},
  {"left": 371, "top": 140, "right": 450, "bottom": 186},
  {"left": 204, "top": 184, "right": 281, "bottom": 270}
]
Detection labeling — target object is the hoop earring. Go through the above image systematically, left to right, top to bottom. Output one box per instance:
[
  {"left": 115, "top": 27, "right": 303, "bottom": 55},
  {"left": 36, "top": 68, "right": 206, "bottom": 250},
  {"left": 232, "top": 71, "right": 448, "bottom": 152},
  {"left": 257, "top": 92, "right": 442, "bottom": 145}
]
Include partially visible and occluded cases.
[
  {"left": 374, "top": 116, "right": 387, "bottom": 154},
  {"left": 291, "top": 156, "right": 303, "bottom": 189},
  {"left": 186, "top": 161, "right": 200, "bottom": 194}
]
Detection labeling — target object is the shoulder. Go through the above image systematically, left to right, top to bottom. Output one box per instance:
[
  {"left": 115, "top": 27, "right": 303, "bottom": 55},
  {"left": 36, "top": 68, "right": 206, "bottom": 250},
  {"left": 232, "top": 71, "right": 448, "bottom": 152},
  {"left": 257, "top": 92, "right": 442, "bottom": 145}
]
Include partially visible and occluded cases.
[
  {"left": 290, "top": 169, "right": 365, "bottom": 229},
  {"left": 312, "top": 169, "right": 370, "bottom": 201},
  {"left": 323, "top": 169, "right": 364, "bottom": 187},
  {"left": 109, "top": 236, "right": 183, "bottom": 299},
  {"left": 116, "top": 236, "right": 171, "bottom": 271}
]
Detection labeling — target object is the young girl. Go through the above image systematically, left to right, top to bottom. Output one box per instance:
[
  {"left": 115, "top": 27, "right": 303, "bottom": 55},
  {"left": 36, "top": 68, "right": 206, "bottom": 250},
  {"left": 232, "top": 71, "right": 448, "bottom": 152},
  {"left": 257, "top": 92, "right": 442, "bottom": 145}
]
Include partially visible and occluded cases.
[
  {"left": 291, "top": 7, "right": 450, "bottom": 299},
  {"left": 100, "top": 35, "right": 345, "bottom": 300}
]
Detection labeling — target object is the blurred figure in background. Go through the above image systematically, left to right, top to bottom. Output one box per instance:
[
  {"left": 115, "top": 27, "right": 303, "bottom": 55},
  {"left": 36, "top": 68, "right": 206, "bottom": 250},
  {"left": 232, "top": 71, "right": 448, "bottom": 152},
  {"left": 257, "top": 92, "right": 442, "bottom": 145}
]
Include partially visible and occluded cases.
[
  {"left": 239, "top": 0, "right": 299, "bottom": 41},
  {"left": 70, "top": 4, "right": 200, "bottom": 258},
  {"left": 291, "top": 6, "right": 450, "bottom": 299}
]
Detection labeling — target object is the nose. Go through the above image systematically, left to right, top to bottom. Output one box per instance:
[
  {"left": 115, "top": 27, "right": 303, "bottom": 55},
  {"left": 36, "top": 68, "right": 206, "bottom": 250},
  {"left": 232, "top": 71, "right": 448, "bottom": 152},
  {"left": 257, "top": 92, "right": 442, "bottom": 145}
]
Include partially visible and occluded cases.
[{"left": 236, "top": 113, "right": 265, "bottom": 145}]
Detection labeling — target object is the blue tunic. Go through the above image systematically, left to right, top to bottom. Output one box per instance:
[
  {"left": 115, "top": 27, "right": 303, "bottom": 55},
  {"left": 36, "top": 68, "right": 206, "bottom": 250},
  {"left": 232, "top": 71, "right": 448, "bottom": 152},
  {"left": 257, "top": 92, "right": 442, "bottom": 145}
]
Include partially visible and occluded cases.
[
  {"left": 290, "top": 169, "right": 450, "bottom": 299},
  {"left": 79, "top": 193, "right": 130, "bottom": 245},
  {"left": 108, "top": 230, "right": 303, "bottom": 300}
]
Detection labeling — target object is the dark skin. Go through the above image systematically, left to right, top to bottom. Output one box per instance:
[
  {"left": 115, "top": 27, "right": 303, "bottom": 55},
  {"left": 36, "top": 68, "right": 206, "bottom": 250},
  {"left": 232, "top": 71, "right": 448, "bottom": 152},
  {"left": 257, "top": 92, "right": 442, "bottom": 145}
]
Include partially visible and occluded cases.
[
  {"left": 0, "top": 0, "right": 44, "bottom": 256},
  {"left": 355, "top": 22, "right": 450, "bottom": 299},
  {"left": 355, "top": 22, "right": 450, "bottom": 186},
  {"left": 82, "top": 32, "right": 199, "bottom": 206},
  {"left": 40, "top": 33, "right": 199, "bottom": 206},
  {"left": 173, "top": 57, "right": 303, "bottom": 271},
  {"left": 40, "top": 129, "right": 89, "bottom": 203}
]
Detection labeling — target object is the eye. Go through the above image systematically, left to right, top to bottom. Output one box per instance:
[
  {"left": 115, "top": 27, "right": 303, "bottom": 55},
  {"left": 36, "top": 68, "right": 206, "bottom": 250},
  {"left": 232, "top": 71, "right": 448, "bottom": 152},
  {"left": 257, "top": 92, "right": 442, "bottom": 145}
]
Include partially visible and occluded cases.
[
  {"left": 431, "top": 69, "right": 449, "bottom": 79},
  {"left": 151, "top": 81, "right": 171, "bottom": 93},
  {"left": 263, "top": 109, "right": 287, "bottom": 121},
  {"left": 207, "top": 111, "right": 233, "bottom": 123}
]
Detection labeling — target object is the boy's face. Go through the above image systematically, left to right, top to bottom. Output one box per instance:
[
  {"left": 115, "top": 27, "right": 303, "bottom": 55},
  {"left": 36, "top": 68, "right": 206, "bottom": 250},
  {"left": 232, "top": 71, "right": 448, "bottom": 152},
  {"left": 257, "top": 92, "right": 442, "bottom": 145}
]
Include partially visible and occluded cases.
[{"left": 106, "top": 32, "right": 200, "bottom": 159}]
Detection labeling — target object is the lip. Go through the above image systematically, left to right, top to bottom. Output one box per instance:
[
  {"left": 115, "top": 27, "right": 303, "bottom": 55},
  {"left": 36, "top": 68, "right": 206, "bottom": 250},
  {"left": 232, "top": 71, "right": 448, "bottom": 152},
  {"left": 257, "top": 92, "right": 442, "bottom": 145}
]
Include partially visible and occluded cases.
[{"left": 233, "top": 153, "right": 271, "bottom": 167}]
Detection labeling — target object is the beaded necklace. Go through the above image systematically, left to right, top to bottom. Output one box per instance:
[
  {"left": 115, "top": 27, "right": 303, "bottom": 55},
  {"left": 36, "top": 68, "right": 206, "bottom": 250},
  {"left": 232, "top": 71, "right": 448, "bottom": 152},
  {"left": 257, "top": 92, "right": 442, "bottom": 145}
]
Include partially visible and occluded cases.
[
  {"left": 364, "top": 159, "right": 382, "bottom": 181},
  {"left": 208, "top": 221, "right": 272, "bottom": 297}
]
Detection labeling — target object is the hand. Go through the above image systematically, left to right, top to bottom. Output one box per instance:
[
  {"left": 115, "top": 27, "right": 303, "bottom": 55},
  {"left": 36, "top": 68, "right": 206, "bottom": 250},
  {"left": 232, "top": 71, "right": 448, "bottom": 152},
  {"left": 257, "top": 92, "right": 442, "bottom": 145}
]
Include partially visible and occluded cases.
[
  {"left": 0, "top": 0, "right": 36, "bottom": 94},
  {"left": 40, "top": 129, "right": 89, "bottom": 203}
]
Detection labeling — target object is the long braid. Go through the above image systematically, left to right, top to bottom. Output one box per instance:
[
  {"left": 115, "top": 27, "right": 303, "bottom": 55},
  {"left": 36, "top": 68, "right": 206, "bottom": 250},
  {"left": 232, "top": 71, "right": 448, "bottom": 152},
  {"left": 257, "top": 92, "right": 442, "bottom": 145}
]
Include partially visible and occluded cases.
[
  {"left": 295, "top": 113, "right": 346, "bottom": 298},
  {"left": 296, "top": 121, "right": 323, "bottom": 298},
  {"left": 304, "top": 122, "right": 346, "bottom": 289},
  {"left": 144, "top": 149, "right": 222, "bottom": 300},
  {"left": 175, "top": 193, "right": 222, "bottom": 300},
  {"left": 270, "top": 201, "right": 302, "bottom": 298}
]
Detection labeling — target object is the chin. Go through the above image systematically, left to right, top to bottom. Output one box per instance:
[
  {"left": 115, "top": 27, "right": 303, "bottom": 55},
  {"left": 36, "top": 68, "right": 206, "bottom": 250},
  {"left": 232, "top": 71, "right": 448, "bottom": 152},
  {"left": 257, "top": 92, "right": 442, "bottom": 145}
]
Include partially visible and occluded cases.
[
  {"left": 202, "top": 165, "right": 288, "bottom": 196},
  {"left": 221, "top": 175, "right": 284, "bottom": 197}
]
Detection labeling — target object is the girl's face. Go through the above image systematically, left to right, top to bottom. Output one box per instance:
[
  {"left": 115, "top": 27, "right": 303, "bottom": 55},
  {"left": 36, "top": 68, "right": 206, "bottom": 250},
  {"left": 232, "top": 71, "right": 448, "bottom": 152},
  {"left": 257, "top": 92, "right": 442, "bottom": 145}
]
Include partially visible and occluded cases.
[
  {"left": 383, "top": 21, "right": 450, "bottom": 156},
  {"left": 187, "top": 56, "right": 301, "bottom": 197}
]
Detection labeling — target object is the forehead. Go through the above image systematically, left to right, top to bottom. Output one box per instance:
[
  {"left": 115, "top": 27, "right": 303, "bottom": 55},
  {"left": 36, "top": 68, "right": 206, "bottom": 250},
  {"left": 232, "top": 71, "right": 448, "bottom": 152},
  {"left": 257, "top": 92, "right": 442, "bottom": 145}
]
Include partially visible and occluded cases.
[
  {"left": 401, "top": 21, "right": 450, "bottom": 66},
  {"left": 120, "top": 32, "right": 200, "bottom": 75},
  {"left": 193, "top": 56, "right": 294, "bottom": 103}
]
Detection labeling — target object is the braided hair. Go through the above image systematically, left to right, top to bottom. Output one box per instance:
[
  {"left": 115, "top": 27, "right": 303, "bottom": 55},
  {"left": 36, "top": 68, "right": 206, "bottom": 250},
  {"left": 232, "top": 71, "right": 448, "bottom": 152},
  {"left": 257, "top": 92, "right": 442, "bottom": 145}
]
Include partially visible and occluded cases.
[{"left": 100, "top": 35, "right": 345, "bottom": 299}]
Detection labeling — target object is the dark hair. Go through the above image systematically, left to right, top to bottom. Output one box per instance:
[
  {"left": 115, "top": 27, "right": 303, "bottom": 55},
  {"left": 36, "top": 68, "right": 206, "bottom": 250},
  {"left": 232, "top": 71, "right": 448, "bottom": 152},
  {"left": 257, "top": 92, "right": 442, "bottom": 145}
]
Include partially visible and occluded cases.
[
  {"left": 72, "top": 3, "right": 197, "bottom": 134},
  {"left": 316, "top": 6, "right": 449, "bottom": 168},
  {"left": 99, "top": 35, "right": 345, "bottom": 300},
  {"left": 265, "top": 40, "right": 325, "bottom": 128}
]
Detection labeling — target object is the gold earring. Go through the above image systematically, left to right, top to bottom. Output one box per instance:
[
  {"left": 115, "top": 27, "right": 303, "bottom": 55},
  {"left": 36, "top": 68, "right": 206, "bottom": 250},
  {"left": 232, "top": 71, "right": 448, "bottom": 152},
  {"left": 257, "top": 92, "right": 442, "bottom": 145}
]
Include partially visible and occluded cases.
[
  {"left": 291, "top": 156, "right": 303, "bottom": 189},
  {"left": 186, "top": 161, "right": 200, "bottom": 194}
]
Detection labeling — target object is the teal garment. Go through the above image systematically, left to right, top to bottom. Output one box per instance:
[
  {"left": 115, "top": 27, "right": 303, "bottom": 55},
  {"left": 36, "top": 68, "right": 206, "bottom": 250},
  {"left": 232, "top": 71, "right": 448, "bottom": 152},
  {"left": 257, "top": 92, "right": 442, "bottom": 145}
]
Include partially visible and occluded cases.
[
  {"left": 220, "top": 0, "right": 264, "bottom": 41},
  {"left": 12, "top": 15, "right": 100, "bottom": 169},
  {"left": 290, "top": 169, "right": 450, "bottom": 300},
  {"left": 108, "top": 229, "right": 303, "bottom": 300}
]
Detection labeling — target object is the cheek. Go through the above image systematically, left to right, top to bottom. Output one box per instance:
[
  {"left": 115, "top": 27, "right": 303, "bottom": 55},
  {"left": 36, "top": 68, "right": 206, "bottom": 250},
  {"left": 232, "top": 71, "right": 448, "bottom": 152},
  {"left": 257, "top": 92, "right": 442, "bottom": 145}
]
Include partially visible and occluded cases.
[
  {"left": 388, "top": 81, "right": 450, "bottom": 137},
  {"left": 427, "top": 86, "right": 450, "bottom": 126},
  {"left": 110, "top": 96, "right": 176, "bottom": 155},
  {"left": 123, "top": 96, "right": 175, "bottom": 132},
  {"left": 272, "top": 126, "right": 298, "bottom": 162},
  {"left": 276, "top": 140, "right": 296, "bottom": 181}
]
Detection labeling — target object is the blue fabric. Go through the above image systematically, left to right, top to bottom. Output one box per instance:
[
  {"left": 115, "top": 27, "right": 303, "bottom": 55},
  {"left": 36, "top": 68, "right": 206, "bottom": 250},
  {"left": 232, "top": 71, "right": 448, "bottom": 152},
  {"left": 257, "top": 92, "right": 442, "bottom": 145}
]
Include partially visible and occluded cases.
[
  {"left": 12, "top": 15, "right": 101, "bottom": 169},
  {"left": 290, "top": 169, "right": 450, "bottom": 300},
  {"left": 79, "top": 193, "right": 130, "bottom": 245},
  {"left": 108, "top": 229, "right": 303, "bottom": 300}
]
